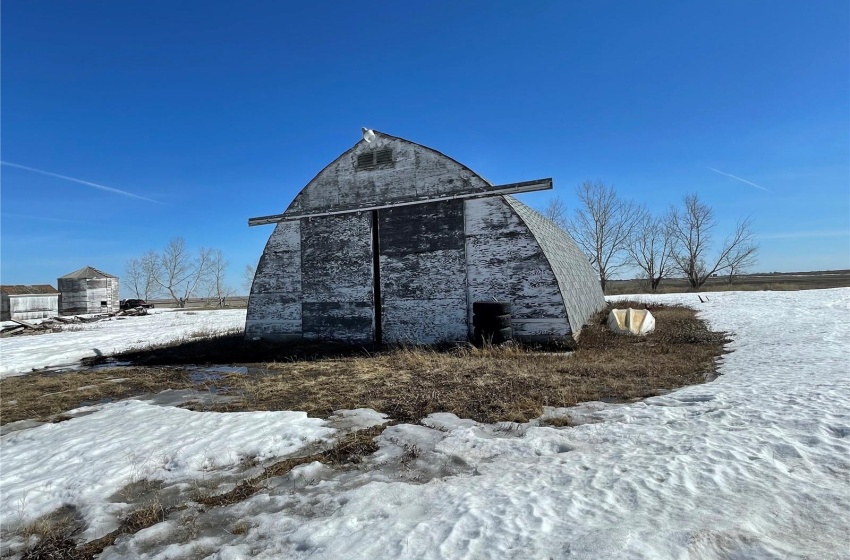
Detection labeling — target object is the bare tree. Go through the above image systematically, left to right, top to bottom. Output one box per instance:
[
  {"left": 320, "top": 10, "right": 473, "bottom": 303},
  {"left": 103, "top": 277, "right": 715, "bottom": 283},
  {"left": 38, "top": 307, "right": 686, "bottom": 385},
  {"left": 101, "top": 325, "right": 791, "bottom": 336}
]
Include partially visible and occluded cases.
[
  {"left": 569, "top": 181, "right": 645, "bottom": 292},
  {"left": 669, "top": 193, "right": 759, "bottom": 289},
  {"left": 543, "top": 197, "right": 569, "bottom": 229},
  {"left": 627, "top": 213, "right": 675, "bottom": 292},
  {"left": 722, "top": 225, "right": 759, "bottom": 285},
  {"left": 153, "top": 237, "right": 213, "bottom": 307},
  {"left": 203, "top": 249, "right": 233, "bottom": 306},
  {"left": 125, "top": 250, "right": 160, "bottom": 300},
  {"left": 242, "top": 264, "right": 256, "bottom": 295}
]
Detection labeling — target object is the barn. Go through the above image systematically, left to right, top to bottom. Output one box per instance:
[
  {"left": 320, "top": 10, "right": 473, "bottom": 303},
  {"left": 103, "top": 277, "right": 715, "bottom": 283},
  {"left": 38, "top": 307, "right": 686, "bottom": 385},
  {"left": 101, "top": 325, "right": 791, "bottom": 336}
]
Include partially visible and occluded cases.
[
  {"left": 246, "top": 130, "right": 604, "bottom": 344},
  {"left": 58, "top": 266, "right": 120, "bottom": 316},
  {"left": 0, "top": 285, "right": 60, "bottom": 321}
]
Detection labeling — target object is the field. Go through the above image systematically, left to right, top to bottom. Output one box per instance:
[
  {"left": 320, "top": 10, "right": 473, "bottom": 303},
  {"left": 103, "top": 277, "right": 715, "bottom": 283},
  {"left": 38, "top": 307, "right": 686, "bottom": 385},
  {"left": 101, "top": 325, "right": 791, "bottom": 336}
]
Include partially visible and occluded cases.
[
  {"left": 606, "top": 269, "right": 850, "bottom": 294},
  {"left": 144, "top": 270, "right": 850, "bottom": 308},
  {"left": 1, "top": 289, "right": 848, "bottom": 559}
]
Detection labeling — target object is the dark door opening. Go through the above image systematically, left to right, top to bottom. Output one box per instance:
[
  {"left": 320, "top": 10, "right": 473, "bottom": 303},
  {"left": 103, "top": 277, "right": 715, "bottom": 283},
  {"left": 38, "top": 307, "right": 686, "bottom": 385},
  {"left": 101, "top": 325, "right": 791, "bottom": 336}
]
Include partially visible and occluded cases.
[{"left": 371, "top": 209, "right": 382, "bottom": 344}]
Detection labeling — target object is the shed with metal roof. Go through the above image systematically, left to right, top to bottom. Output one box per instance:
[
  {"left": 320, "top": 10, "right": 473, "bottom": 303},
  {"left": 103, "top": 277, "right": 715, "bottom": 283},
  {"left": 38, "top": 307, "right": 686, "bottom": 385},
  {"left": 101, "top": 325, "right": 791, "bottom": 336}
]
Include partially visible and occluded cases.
[
  {"left": 245, "top": 130, "right": 604, "bottom": 344},
  {"left": 58, "top": 266, "right": 120, "bottom": 316},
  {"left": 1, "top": 285, "right": 60, "bottom": 321}
]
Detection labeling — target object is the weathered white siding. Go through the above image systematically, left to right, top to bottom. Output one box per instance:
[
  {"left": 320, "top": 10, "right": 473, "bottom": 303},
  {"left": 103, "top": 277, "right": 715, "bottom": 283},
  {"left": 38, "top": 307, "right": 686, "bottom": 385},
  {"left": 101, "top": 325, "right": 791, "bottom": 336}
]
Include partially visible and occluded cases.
[
  {"left": 246, "top": 131, "right": 604, "bottom": 345},
  {"left": 284, "top": 134, "right": 494, "bottom": 218},
  {"left": 464, "top": 197, "right": 571, "bottom": 340},
  {"left": 505, "top": 197, "right": 606, "bottom": 335},
  {"left": 379, "top": 200, "right": 468, "bottom": 344},
  {"left": 300, "top": 212, "right": 374, "bottom": 343},
  {"left": 245, "top": 221, "right": 302, "bottom": 339},
  {"left": 58, "top": 278, "right": 119, "bottom": 315},
  {"left": 4, "top": 294, "right": 59, "bottom": 320}
]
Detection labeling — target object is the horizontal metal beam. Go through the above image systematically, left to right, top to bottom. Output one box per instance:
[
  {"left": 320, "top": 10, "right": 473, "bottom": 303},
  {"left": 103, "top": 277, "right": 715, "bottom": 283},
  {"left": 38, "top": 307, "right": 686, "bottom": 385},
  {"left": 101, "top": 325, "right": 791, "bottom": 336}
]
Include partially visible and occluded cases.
[{"left": 248, "top": 178, "right": 552, "bottom": 227}]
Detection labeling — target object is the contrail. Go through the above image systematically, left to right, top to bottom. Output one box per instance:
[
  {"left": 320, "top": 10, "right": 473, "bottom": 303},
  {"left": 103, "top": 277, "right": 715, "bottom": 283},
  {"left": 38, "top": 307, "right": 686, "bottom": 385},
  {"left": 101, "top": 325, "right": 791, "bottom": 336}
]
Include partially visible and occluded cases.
[
  {"left": 1, "top": 161, "right": 161, "bottom": 203},
  {"left": 707, "top": 167, "right": 771, "bottom": 192}
]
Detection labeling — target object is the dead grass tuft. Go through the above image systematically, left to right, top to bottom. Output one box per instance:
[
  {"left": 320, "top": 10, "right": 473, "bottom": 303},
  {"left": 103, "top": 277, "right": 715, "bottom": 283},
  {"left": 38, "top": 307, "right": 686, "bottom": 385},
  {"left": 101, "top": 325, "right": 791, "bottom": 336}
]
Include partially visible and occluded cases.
[
  {"left": 192, "top": 303, "right": 729, "bottom": 424},
  {"left": 0, "top": 368, "right": 203, "bottom": 425},
  {"left": 195, "top": 425, "right": 385, "bottom": 508}
]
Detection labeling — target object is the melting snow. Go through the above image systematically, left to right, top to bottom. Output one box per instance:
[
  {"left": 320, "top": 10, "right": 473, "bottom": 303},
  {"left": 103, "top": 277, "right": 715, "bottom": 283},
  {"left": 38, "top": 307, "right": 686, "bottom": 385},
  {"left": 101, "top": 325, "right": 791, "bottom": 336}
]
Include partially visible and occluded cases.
[
  {"left": 1, "top": 289, "right": 848, "bottom": 558},
  {"left": 0, "top": 309, "right": 246, "bottom": 378}
]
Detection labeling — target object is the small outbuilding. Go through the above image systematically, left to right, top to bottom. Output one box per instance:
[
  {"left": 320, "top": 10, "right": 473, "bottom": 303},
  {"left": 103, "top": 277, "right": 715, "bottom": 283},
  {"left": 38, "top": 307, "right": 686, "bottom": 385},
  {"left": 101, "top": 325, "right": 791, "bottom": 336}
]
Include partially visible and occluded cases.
[
  {"left": 246, "top": 130, "right": 605, "bottom": 344},
  {"left": 58, "top": 266, "right": 120, "bottom": 316},
  {"left": 0, "top": 285, "right": 60, "bottom": 321}
]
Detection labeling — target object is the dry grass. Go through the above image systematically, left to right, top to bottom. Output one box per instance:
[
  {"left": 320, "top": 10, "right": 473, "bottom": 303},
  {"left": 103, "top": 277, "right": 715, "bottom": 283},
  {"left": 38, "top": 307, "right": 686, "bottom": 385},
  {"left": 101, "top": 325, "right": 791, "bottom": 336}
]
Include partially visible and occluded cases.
[
  {"left": 197, "top": 302, "right": 730, "bottom": 424},
  {"left": 1, "top": 303, "right": 729, "bottom": 427},
  {"left": 0, "top": 368, "right": 205, "bottom": 425},
  {"left": 12, "top": 498, "right": 171, "bottom": 560}
]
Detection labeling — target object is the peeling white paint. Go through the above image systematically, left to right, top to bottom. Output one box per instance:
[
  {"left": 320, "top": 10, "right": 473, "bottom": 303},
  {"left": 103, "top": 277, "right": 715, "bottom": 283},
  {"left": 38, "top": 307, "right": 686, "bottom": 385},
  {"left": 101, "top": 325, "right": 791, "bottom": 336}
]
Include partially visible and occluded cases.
[{"left": 246, "top": 132, "right": 604, "bottom": 344}]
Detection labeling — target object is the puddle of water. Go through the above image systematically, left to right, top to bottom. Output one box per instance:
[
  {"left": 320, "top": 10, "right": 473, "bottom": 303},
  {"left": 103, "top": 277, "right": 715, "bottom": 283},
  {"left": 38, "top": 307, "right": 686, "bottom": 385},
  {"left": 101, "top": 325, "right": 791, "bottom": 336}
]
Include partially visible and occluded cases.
[
  {"left": 138, "top": 388, "right": 240, "bottom": 408},
  {"left": 78, "top": 397, "right": 116, "bottom": 407},
  {"left": 1, "top": 419, "right": 47, "bottom": 436}
]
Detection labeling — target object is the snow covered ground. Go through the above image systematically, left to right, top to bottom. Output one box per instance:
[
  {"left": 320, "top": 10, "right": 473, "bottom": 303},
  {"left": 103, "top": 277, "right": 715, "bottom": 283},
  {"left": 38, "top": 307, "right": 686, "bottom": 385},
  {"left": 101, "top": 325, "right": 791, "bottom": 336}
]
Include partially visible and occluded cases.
[
  {"left": 1, "top": 289, "right": 848, "bottom": 559},
  {"left": 0, "top": 309, "right": 246, "bottom": 378}
]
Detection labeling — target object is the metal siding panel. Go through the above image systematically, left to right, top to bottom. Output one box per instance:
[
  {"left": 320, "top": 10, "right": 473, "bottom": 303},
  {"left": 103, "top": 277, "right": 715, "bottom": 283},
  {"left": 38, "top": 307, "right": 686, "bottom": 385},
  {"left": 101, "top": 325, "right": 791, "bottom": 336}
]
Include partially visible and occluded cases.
[{"left": 7, "top": 295, "right": 59, "bottom": 320}]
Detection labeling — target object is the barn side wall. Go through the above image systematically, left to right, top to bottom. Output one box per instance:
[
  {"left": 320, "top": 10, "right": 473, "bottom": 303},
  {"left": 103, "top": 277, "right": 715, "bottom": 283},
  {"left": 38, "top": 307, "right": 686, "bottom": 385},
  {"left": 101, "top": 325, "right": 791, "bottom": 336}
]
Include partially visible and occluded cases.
[
  {"left": 464, "top": 197, "right": 571, "bottom": 340},
  {"left": 505, "top": 197, "right": 606, "bottom": 334},
  {"left": 245, "top": 221, "right": 303, "bottom": 340},
  {"left": 58, "top": 278, "right": 120, "bottom": 315},
  {"left": 5, "top": 294, "right": 59, "bottom": 320}
]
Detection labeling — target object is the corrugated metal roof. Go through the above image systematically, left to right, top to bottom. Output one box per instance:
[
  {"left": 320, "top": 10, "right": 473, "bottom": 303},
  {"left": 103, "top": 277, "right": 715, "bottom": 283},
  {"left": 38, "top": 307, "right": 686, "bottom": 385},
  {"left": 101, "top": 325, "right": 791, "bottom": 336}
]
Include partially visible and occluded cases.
[
  {"left": 505, "top": 196, "right": 606, "bottom": 335},
  {"left": 59, "top": 266, "right": 117, "bottom": 279},
  {"left": 0, "top": 284, "right": 60, "bottom": 295}
]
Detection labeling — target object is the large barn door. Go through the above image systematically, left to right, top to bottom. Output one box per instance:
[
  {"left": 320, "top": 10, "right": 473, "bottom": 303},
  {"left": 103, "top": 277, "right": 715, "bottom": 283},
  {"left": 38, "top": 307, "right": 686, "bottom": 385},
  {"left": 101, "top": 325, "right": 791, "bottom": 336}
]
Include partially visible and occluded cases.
[
  {"left": 377, "top": 200, "right": 468, "bottom": 344},
  {"left": 300, "top": 212, "right": 375, "bottom": 343}
]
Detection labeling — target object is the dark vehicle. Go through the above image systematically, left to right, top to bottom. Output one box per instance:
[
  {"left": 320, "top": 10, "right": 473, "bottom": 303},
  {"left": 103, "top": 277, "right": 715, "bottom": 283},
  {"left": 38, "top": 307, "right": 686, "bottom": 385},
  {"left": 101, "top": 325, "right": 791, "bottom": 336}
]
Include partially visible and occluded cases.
[{"left": 120, "top": 299, "right": 154, "bottom": 310}]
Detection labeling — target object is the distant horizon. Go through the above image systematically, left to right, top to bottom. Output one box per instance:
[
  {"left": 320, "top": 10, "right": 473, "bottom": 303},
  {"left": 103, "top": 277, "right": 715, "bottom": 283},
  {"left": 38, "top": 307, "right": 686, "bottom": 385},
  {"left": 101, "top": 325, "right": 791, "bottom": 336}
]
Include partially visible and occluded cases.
[
  {"left": 2, "top": 1, "right": 848, "bottom": 291},
  {"left": 4, "top": 268, "right": 850, "bottom": 296}
]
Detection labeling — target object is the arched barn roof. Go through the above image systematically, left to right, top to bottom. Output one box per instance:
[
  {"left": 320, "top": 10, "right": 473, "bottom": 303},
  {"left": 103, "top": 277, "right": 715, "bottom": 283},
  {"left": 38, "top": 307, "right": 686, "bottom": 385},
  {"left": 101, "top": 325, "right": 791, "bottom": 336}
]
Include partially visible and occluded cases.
[
  {"left": 246, "top": 129, "right": 605, "bottom": 343},
  {"left": 280, "top": 130, "right": 501, "bottom": 219},
  {"left": 505, "top": 197, "right": 604, "bottom": 335}
]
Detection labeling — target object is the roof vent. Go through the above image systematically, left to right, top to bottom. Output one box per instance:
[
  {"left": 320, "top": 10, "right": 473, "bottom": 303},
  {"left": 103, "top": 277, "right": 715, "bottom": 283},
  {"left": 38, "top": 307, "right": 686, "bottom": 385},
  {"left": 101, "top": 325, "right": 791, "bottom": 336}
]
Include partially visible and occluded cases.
[
  {"left": 356, "top": 148, "right": 394, "bottom": 170},
  {"left": 375, "top": 148, "right": 393, "bottom": 165},
  {"left": 357, "top": 153, "right": 374, "bottom": 169}
]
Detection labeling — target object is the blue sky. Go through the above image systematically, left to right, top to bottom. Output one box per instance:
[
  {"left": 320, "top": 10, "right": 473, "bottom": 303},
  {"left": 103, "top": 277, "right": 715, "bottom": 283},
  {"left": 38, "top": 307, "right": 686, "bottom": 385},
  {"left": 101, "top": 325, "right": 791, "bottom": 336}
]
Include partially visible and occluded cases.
[{"left": 2, "top": 1, "right": 848, "bottom": 294}]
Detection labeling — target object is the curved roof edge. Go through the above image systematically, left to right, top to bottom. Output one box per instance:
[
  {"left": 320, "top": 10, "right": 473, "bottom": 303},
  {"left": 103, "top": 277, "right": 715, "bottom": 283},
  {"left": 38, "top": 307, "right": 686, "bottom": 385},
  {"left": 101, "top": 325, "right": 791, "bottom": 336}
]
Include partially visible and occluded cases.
[
  {"left": 281, "top": 130, "right": 495, "bottom": 218},
  {"left": 365, "top": 130, "right": 494, "bottom": 186},
  {"left": 504, "top": 196, "right": 605, "bottom": 335}
]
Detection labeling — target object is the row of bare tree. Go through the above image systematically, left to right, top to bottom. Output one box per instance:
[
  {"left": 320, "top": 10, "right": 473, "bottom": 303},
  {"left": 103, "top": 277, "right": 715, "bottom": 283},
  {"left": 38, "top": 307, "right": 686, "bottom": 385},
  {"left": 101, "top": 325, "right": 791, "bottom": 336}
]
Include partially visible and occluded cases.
[
  {"left": 546, "top": 181, "right": 759, "bottom": 292},
  {"left": 125, "top": 238, "right": 257, "bottom": 307}
]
